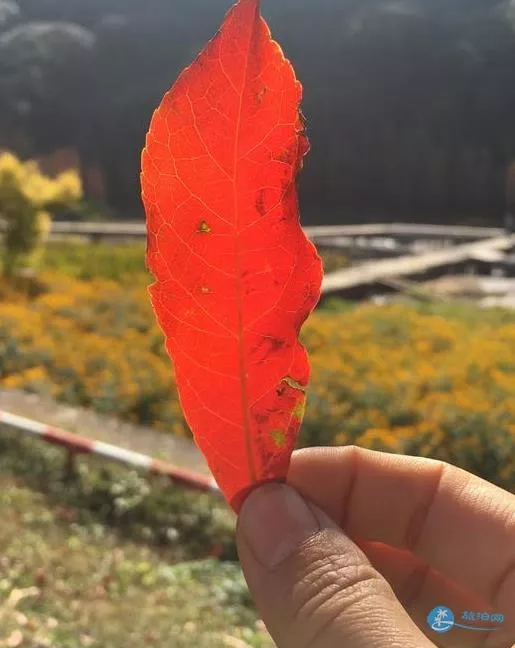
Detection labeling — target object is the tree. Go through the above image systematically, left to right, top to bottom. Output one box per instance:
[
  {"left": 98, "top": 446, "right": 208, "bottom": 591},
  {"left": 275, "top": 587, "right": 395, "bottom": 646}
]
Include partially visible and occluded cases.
[
  {"left": 0, "top": 0, "right": 19, "bottom": 26},
  {"left": 2, "top": 0, "right": 515, "bottom": 224},
  {"left": 0, "top": 21, "right": 97, "bottom": 193},
  {"left": 0, "top": 152, "right": 82, "bottom": 276}
]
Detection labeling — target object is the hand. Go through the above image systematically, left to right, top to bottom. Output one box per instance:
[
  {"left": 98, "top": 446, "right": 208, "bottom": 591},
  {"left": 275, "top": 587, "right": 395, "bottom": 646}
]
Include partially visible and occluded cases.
[{"left": 236, "top": 446, "right": 515, "bottom": 648}]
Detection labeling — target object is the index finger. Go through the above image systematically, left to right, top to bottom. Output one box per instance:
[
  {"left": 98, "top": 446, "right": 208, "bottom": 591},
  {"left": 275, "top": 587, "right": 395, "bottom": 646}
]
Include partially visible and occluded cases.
[{"left": 287, "top": 446, "right": 515, "bottom": 615}]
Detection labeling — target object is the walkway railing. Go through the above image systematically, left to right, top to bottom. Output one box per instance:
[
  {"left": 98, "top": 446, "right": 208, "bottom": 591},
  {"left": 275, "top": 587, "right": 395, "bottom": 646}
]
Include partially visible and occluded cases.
[{"left": 0, "top": 409, "right": 221, "bottom": 496}]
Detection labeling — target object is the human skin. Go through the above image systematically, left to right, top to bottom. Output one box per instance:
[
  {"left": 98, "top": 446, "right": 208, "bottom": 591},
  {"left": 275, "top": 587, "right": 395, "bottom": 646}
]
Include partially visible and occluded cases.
[{"left": 236, "top": 446, "right": 515, "bottom": 648}]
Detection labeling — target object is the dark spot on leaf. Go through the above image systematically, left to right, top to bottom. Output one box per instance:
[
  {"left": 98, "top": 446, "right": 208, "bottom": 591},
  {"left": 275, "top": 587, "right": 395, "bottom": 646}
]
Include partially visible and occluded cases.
[
  {"left": 256, "top": 86, "right": 267, "bottom": 105},
  {"left": 275, "top": 140, "right": 297, "bottom": 165},
  {"left": 255, "top": 189, "right": 267, "bottom": 217},
  {"left": 197, "top": 220, "right": 211, "bottom": 233},
  {"left": 254, "top": 336, "right": 286, "bottom": 359},
  {"left": 267, "top": 337, "right": 285, "bottom": 352},
  {"left": 255, "top": 412, "right": 269, "bottom": 424}
]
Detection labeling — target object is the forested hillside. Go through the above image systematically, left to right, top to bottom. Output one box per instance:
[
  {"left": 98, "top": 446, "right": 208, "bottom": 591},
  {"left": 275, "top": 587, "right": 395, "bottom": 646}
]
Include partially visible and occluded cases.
[{"left": 1, "top": 0, "right": 515, "bottom": 224}]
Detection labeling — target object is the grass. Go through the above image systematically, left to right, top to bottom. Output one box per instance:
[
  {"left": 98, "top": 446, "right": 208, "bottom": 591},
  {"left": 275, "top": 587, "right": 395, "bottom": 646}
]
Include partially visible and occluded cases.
[
  {"left": 40, "top": 240, "right": 348, "bottom": 284},
  {"left": 41, "top": 241, "right": 148, "bottom": 283},
  {"left": 321, "top": 295, "right": 515, "bottom": 327},
  {"left": 411, "top": 299, "right": 515, "bottom": 326},
  {"left": 0, "top": 428, "right": 274, "bottom": 648},
  {"left": 0, "top": 480, "right": 270, "bottom": 648}
]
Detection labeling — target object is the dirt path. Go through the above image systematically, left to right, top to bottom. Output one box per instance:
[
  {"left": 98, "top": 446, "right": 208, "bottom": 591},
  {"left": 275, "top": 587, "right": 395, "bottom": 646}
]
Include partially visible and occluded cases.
[{"left": 0, "top": 389, "right": 210, "bottom": 475}]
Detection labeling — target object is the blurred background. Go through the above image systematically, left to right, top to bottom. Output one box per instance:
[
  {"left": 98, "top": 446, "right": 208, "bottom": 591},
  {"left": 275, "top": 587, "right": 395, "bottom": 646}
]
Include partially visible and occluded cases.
[
  {"left": 1, "top": 0, "right": 515, "bottom": 223},
  {"left": 0, "top": 1, "right": 514, "bottom": 647}
]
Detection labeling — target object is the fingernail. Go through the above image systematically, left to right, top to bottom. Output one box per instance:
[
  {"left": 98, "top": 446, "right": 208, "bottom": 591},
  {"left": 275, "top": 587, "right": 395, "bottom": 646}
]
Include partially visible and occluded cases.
[{"left": 238, "top": 483, "right": 320, "bottom": 570}]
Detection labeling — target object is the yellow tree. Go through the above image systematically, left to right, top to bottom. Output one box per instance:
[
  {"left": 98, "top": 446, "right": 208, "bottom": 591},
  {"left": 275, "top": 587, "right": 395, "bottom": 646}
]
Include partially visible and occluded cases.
[{"left": 0, "top": 152, "right": 82, "bottom": 277}]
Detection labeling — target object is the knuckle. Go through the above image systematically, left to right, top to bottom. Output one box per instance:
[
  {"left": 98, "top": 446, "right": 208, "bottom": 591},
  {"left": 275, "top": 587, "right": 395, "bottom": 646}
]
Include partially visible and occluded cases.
[{"left": 288, "top": 529, "right": 395, "bottom": 647}]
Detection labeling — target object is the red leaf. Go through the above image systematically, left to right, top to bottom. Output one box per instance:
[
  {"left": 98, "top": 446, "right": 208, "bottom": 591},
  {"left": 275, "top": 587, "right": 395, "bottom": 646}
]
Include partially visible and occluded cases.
[{"left": 141, "top": 0, "right": 323, "bottom": 511}]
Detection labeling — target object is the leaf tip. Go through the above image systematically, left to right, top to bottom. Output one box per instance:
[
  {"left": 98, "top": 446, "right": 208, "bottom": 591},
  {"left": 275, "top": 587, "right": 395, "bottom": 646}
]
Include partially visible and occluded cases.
[{"left": 233, "top": 0, "right": 261, "bottom": 22}]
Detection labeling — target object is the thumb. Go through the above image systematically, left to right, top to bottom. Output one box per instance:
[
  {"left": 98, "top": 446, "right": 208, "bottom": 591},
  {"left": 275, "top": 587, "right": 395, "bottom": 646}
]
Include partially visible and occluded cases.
[{"left": 236, "top": 483, "right": 435, "bottom": 648}]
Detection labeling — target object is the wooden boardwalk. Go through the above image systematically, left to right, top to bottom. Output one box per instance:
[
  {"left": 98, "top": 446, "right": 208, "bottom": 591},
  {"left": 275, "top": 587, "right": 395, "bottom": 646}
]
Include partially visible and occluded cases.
[
  {"left": 304, "top": 222, "right": 503, "bottom": 240},
  {"left": 322, "top": 236, "right": 515, "bottom": 296}
]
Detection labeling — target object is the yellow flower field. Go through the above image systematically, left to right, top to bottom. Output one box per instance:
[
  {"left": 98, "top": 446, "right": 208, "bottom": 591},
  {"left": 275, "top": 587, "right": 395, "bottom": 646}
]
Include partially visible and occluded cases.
[
  {"left": 1, "top": 269, "right": 514, "bottom": 491},
  {"left": 303, "top": 304, "right": 515, "bottom": 490}
]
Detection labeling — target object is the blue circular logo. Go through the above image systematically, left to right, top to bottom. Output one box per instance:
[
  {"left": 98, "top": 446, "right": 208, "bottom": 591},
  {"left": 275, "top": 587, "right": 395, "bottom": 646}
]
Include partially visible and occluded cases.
[{"left": 427, "top": 606, "right": 455, "bottom": 633}]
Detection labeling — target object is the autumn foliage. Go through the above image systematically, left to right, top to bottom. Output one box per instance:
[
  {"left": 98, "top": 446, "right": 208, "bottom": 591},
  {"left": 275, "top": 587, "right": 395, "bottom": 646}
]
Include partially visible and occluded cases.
[{"left": 141, "top": 0, "right": 323, "bottom": 508}]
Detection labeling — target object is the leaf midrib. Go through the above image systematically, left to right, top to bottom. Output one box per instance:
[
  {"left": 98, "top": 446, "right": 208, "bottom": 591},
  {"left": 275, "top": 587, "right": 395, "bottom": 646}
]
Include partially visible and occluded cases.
[{"left": 232, "top": 1, "right": 260, "bottom": 485}]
